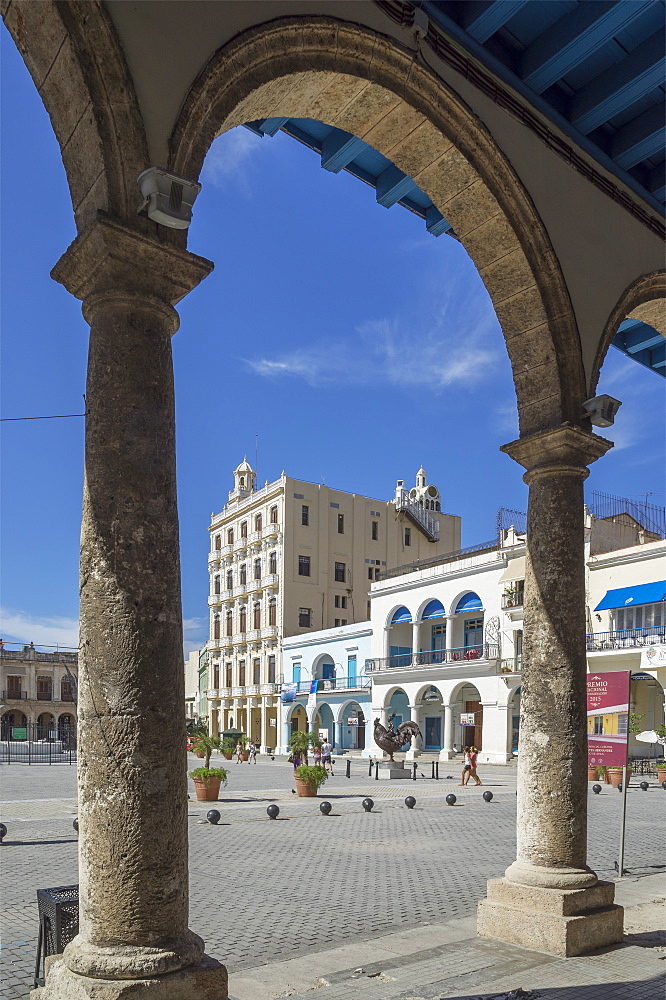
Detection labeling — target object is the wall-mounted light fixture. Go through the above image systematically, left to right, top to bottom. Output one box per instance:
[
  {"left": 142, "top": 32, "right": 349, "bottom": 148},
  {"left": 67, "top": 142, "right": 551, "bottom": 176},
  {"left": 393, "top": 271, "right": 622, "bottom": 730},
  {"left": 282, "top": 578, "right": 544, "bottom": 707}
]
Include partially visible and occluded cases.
[{"left": 137, "top": 167, "right": 202, "bottom": 229}]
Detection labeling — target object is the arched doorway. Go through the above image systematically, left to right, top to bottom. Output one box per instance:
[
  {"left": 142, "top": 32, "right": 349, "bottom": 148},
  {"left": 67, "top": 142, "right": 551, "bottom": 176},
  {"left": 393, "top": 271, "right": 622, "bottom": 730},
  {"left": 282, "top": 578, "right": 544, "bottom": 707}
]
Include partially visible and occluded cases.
[
  {"left": 452, "top": 683, "right": 483, "bottom": 751},
  {"left": 419, "top": 685, "right": 444, "bottom": 751},
  {"left": 339, "top": 701, "right": 366, "bottom": 751},
  {"left": 313, "top": 703, "right": 336, "bottom": 746},
  {"left": 289, "top": 704, "right": 307, "bottom": 736},
  {"left": 1, "top": 711, "right": 27, "bottom": 740},
  {"left": 37, "top": 712, "right": 55, "bottom": 741},
  {"left": 58, "top": 713, "right": 76, "bottom": 748}
]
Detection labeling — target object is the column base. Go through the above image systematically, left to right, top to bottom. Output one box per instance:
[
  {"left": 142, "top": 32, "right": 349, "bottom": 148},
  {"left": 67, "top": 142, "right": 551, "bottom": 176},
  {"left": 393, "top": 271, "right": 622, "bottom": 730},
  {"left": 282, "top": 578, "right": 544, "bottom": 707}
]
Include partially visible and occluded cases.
[
  {"left": 404, "top": 748, "right": 421, "bottom": 760},
  {"left": 438, "top": 749, "right": 456, "bottom": 761},
  {"left": 477, "top": 878, "right": 623, "bottom": 957},
  {"left": 32, "top": 955, "right": 227, "bottom": 999}
]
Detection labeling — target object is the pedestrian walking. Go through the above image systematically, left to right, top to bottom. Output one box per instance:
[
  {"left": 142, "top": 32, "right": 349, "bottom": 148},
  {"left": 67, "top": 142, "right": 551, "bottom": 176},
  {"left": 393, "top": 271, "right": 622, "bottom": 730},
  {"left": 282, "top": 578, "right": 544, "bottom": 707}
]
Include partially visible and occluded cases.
[
  {"left": 321, "top": 739, "right": 334, "bottom": 775},
  {"left": 234, "top": 741, "right": 244, "bottom": 763},
  {"left": 248, "top": 741, "right": 258, "bottom": 763},
  {"left": 312, "top": 743, "right": 322, "bottom": 767},
  {"left": 469, "top": 746, "right": 482, "bottom": 786},
  {"left": 459, "top": 748, "right": 472, "bottom": 785}
]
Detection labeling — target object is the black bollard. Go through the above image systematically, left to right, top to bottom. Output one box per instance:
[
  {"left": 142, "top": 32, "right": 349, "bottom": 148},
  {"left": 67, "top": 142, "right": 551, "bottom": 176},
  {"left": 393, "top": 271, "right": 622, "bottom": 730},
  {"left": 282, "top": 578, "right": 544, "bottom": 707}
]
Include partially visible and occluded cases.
[
  {"left": 346, "top": 759, "right": 351, "bottom": 779},
  {"left": 368, "top": 759, "right": 373, "bottom": 777},
  {"left": 375, "top": 761, "right": 379, "bottom": 780},
  {"left": 431, "top": 761, "right": 435, "bottom": 780},
  {"left": 412, "top": 762, "right": 417, "bottom": 781},
  {"left": 435, "top": 762, "right": 439, "bottom": 780},
  {"left": 639, "top": 781, "right": 649, "bottom": 791},
  {"left": 662, "top": 781, "right": 666, "bottom": 790},
  {"left": 617, "top": 783, "right": 622, "bottom": 793},
  {"left": 592, "top": 784, "right": 602, "bottom": 794},
  {"left": 482, "top": 790, "right": 493, "bottom": 802},
  {"left": 446, "top": 793, "right": 456, "bottom": 806},
  {"left": 405, "top": 796, "right": 416, "bottom": 809},
  {"left": 362, "top": 797, "right": 374, "bottom": 812},
  {"left": 320, "top": 801, "right": 332, "bottom": 815},
  {"left": 266, "top": 804, "right": 280, "bottom": 820},
  {"left": 206, "top": 809, "right": 221, "bottom": 825},
  {"left": 73, "top": 817, "right": 79, "bottom": 833},
  {"left": 0, "top": 823, "right": 6, "bottom": 843}
]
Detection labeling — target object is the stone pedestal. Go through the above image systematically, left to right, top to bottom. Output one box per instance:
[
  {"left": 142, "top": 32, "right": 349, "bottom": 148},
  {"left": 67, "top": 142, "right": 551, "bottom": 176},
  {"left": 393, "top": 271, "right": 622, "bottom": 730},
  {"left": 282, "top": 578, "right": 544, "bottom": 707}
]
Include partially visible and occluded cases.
[
  {"left": 375, "top": 761, "right": 411, "bottom": 779},
  {"left": 477, "top": 879, "right": 623, "bottom": 957},
  {"left": 33, "top": 956, "right": 227, "bottom": 999}
]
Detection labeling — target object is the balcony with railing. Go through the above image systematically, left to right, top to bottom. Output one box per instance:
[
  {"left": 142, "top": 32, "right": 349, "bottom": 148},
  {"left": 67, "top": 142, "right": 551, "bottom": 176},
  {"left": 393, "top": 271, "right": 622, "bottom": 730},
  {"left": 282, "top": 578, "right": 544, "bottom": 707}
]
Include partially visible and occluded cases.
[
  {"left": 501, "top": 588, "right": 524, "bottom": 610},
  {"left": 586, "top": 625, "right": 666, "bottom": 652},
  {"left": 366, "top": 644, "right": 499, "bottom": 672},
  {"left": 291, "top": 677, "right": 372, "bottom": 694},
  {"left": 2, "top": 689, "right": 27, "bottom": 700}
]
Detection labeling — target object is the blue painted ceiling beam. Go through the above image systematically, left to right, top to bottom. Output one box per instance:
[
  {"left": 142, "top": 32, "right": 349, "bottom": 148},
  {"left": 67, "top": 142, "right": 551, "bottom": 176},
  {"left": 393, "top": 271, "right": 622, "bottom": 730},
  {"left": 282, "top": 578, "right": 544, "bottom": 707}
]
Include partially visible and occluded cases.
[
  {"left": 461, "top": 1, "right": 530, "bottom": 44},
  {"left": 520, "top": 1, "right": 653, "bottom": 95},
  {"left": 570, "top": 28, "right": 666, "bottom": 134},
  {"left": 611, "top": 103, "right": 666, "bottom": 170},
  {"left": 321, "top": 131, "right": 369, "bottom": 172},
  {"left": 647, "top": 162, "right": 666, "bottom": 202},
  {"left": 376, "top": 165, "right": 417, "bottom": 207},
  {"left": 425, "top": 207, "right": 453, "bottom": 237},
  {"left": 617, "top": 319, "right": 665, "bottom": 353}
]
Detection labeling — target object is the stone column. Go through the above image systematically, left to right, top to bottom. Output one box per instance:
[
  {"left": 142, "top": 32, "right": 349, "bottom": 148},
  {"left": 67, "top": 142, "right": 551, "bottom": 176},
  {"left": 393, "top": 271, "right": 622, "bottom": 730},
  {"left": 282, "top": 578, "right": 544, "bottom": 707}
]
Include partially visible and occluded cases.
[
  {"left": 38, "top": 215, "right": 226, "bottom": 999},
  {"left": 478, "top": 425, "right": 622, "bottom": 958},
  {"left": 445, "top": 615, "right": 455, "bottom": 661},
  {"left": 411, "top": 620, "right": 420, "bottom": 663},
  {"left": 382, "top": 625, "right": 391, "bottom": 663},
  {"left": 405, "top": 702, "right": 422, "bottom": 760},
  {"left": 439, "top": 703, "right": 454, "bottom": 760}
]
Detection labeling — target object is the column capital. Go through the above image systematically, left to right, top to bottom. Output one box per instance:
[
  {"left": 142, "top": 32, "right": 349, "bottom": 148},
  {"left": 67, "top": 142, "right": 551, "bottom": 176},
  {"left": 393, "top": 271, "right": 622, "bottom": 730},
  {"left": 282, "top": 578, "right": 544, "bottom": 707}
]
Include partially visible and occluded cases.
[
  {"left": 51, "top": 211, "right": 213, "bottom": 312},
  {"left": 501, "top": 424, "right": 612, "bottom": 482}
]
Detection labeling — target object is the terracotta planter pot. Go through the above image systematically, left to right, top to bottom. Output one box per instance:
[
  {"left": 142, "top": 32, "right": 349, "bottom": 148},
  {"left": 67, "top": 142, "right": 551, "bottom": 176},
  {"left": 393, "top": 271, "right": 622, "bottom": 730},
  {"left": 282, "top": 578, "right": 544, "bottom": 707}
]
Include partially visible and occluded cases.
[
  {"left": 195, "top": 752, "right": 205, "bottom": 759},
  {"left": 239, "top": 752, "right": 250, "bottom": 762},
  {"left": 223, "top": 753, "right": 233, "bottom": 760},
  {"left": 587, "top": 766, "right": 599, "bottom": 781},
  {"left": 656, "top": 767, "right": 666, "bottom": 783},
  {"left": 606, "top": 768, "right": 632, "bottom": 788},
  {"left": 192, "top": 777, "right": 222, "bottom": 801},
  {"left": 295, "top": 777, "right": 317, "bottom": 797}
]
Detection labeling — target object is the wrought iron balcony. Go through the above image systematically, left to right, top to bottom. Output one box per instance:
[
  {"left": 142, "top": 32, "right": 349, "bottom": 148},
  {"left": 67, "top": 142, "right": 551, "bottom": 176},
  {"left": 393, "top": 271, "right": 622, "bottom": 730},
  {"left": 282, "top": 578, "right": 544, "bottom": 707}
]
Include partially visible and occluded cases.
[
  {"left": 501, "top": 590, "right": 524, "bottom": 609},
  {"left": 586, "top": 626, "right": 666, "bottom": 651},
  {"left": 366, "top": 644, "right": 499, "bottom": 672},
  {"left": 291, "top": 677, "right": 371, "bottom": 693},
  {"left": 2, "top": 689, "right": 27, "bottom": 699}
]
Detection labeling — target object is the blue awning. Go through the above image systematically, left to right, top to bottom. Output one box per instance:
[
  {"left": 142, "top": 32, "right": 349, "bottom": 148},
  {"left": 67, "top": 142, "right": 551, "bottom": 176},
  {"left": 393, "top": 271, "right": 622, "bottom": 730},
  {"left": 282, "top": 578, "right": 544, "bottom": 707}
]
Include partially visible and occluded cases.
[
  {"left": 595, "top": 581, "right": 666, "bottom": 612},
  {"left": 455, "top": 592, "right": 483, "bottom": 614},
  {"left": 422, "top": 599, "right": 445, "bottom": 620},
  {"left": 391, "top": 606, "right": 412, "bottom": 624}
]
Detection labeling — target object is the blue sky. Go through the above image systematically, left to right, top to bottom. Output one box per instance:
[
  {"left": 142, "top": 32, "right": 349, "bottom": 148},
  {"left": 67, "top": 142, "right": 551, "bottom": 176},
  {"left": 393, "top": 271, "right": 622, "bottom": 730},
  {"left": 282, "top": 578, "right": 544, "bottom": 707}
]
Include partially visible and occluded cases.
[{"left": 1, "top": 29, "right": 664, "bottom": 655}]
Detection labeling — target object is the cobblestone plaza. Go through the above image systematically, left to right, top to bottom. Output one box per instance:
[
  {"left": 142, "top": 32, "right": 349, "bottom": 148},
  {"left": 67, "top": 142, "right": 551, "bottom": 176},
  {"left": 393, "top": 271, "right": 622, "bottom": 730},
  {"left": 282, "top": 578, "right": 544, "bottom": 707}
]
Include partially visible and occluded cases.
[{"left": 1, "top": 757, "right": 664, "bottom": 999}]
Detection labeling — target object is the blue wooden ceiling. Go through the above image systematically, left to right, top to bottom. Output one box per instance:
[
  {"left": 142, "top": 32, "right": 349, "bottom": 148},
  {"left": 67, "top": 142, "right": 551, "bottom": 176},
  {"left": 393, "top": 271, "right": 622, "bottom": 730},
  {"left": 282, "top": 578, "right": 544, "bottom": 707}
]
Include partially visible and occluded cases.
[{"left": 421, "top": 0, "right": 665, "bottom": 211}]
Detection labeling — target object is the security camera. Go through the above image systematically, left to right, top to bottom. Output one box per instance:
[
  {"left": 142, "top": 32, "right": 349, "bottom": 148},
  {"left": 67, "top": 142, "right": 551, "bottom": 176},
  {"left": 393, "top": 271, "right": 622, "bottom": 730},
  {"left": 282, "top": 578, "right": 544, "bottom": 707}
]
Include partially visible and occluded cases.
[
  {"left": 137, "top": 167, "right": 202, "bottom": 229},
  {"left": 582, "top": 394, "right": 622, "bottom": 428}
]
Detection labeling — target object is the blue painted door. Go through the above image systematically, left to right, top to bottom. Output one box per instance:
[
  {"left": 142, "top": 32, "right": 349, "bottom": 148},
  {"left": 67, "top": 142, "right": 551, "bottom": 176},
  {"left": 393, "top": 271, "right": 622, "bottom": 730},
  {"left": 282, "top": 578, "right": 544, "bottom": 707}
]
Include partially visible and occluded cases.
[{"left": 424, "top": 717, "right": 442, "bottom": 750}]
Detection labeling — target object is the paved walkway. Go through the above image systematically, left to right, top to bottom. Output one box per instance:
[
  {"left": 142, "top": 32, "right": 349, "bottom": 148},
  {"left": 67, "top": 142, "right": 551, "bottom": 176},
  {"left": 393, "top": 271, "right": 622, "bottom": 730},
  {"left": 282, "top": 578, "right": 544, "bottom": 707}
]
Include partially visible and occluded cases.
[{"left": 1, "top": 757, "right": 664, "bottom": 1000}]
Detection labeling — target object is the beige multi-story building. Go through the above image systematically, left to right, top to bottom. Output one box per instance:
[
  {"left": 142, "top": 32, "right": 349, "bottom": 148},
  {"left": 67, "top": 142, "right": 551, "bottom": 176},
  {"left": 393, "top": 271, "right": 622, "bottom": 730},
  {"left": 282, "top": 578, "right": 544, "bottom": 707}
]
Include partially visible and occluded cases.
[
  {"left": 206, "top": 460, "right": 460, "bottom": 749},
  {"left": 0, "top": 642, "right": 78, "bottom": 743}
]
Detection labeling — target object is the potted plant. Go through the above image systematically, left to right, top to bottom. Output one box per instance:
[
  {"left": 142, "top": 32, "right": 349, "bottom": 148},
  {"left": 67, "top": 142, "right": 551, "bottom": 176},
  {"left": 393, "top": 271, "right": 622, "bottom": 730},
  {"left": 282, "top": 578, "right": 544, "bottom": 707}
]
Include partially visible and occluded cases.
[
  {"left": 503, "top": 586, "right": 516, "bottom": 608},
  {"left": 653, "top": 724, "right": 666, "bottom": 782},
  {"left": 288, "top": 729, "right": 320, "bottom": 766},
  {"left": 189, "top": 732, "right": 227, "bottom": 801},
  {"left": 235, "top": 734, "right": 250, "bottom": 761},
  {"left": 221, "top": 738, "right": 235, "bottom": 760},
  {"left": 294, "top": 764, "right": 329, "bottom": 797},
  {"left": 587, "top": 764, "right": 599, "bottom": 781},
  {"left": 606, "top": 764, "right": 633, "bottom": 788}
]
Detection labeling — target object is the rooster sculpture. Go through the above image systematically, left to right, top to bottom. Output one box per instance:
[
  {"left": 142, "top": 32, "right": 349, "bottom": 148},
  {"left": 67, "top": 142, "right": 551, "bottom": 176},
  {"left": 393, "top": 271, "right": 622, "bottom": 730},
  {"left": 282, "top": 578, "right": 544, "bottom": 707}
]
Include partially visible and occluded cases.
[{"left": 374, "top": 715, "right": 422, "bottom": 761}]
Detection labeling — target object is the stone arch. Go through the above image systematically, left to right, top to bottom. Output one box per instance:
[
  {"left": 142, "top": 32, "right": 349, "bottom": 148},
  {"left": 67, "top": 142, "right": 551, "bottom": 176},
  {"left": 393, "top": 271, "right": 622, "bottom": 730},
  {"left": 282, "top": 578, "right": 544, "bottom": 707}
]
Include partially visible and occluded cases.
[
  {"left": 3, "top": 1, "right": 149, "bottom": 230},
  {"left": 171, "top": 16, "right": 586, "bottom": 433},
  {"left": 592, "top": 270, "right": 666, "bottom": 394},
  {"left": 448, "top": 590, "right": 484, "bottom": 617},
  {"left": 416, "top": 597, "right": 446, "bottom": 622},
  {"left": 387, "top": 605, "right": 413, "bottom": 627},
  {"left": 414, "top": 681, "right": 446, "bottom": 704},
  {"left": 381, "top": 684, "right": 409, "bottom": 711}
]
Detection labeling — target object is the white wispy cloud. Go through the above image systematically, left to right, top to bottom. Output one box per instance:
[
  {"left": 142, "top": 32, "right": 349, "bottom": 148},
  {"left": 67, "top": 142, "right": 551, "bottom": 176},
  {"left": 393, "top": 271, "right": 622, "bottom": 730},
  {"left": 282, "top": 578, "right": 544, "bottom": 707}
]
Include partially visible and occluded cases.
[
  {"left": 202, "top": 128, "right": 269, "bottom": 192},
  {"left": 243, "top": 306, "right": 501, "bottom": 393},
  {"left": 0, "top": 607, "right": 79, "bottom": 649},
  {"left": 0, "top": 608, "right": 209, "bottom": 659}
]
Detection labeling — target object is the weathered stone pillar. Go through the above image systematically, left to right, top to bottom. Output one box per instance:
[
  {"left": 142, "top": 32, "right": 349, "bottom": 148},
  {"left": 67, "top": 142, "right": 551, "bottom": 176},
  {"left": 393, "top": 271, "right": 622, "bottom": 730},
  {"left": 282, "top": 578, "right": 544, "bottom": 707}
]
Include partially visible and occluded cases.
[
  {"left": 36, "top": 215, "right": 227, "bottom": 999},
  {"left": 478, "top": 425, "right": 623, "bottom": 957},
  {"left": 439, "top": 703, "right": 454, "bottom": 761}
]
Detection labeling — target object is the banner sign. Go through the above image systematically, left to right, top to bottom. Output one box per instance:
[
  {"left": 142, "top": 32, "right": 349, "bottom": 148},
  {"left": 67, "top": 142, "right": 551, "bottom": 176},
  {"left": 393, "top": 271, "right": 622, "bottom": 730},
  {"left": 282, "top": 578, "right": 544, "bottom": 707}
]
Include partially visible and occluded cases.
[
  {"left": 640, "top": 643, "right": 666, "bottom": 671},
  {"left": 587, "top": 671, "right": 631, "bottom": 768},
  {"left": 307, "top": 679, "right": 318, "bottom": 711},
  {"left": 281, "top": 682, "right": 297, "bottom": 704},
  {"left": 460, "top": 712, "right": 475, "bottom": 726},
  {"left": 347, "top": 717, "right": 359, "bottom": 726},
  {"left": 12, "top": 727, "right": 27, "bottom": 740}
]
